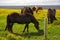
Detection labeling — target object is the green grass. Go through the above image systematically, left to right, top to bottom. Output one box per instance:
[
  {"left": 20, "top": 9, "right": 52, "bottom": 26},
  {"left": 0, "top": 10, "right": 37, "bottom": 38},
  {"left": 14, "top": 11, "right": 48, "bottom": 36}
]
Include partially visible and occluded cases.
[
  {"left": 0, "top": 9, "right": 60, "bottom": 40},
  {"left": 0, "top": 16, "right": 60, "bottom": 40},
  {"left": 0, "top": 16, "right": 44, "bottom": 40}
]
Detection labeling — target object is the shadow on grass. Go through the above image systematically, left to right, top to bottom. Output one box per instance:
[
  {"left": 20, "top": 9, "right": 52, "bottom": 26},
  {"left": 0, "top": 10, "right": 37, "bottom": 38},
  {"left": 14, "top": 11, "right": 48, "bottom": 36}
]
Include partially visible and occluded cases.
[
  {"left": 0, "top": 29, "right": 4, "bottom": 31},
  {"left": 12, "top": 30, "right": 44, "bottom": 37}
]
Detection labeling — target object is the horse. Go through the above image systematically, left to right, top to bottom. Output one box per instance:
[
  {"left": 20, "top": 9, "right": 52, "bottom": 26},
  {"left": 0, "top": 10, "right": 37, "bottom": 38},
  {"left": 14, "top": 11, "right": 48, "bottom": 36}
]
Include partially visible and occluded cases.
[
  {"left": 31, "top": 6, "right": 36, "bottom": 11},
  {"left": 21, "top": 7, "right": 33, "bottom": 15},
  {"left": 47, "top": 8, "right": 57, "bottom": 24},
  {"left": 5, "top": 12, "right": 40, "bottom": 33}
]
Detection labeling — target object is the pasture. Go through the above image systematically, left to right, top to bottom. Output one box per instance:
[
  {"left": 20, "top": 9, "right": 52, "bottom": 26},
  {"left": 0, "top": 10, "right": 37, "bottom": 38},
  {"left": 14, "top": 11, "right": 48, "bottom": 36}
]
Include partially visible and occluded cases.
[{"left": 0, "top": 8, "right": 60, "bottom": 40}]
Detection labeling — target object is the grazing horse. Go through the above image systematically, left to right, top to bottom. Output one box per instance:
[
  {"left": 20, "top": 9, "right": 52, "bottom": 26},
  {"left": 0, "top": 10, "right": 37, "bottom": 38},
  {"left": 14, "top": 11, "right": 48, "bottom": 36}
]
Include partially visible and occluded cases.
[
  {"left": 47, "top": 8, "right": 57, "bottom": 24},
  {"left": 5, "top": 12, "right": 40, "bottom": 33}
]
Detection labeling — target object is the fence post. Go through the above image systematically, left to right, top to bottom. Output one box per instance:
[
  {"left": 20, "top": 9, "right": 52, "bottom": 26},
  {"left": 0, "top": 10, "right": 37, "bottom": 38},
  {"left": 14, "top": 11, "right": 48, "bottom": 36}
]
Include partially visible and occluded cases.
[{"left": 44, "top": 18, "right": 47, "bottom": 40}]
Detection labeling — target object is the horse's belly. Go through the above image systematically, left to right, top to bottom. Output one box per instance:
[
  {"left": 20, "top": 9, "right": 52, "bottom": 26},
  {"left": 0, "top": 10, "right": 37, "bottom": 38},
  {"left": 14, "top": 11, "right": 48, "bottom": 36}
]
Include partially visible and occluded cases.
[
  {"left": 15, "top": 18, "right": 31, "bottom": 24},
  {"left": 10, "top": 20, "right": 30, "bottom": 24}
]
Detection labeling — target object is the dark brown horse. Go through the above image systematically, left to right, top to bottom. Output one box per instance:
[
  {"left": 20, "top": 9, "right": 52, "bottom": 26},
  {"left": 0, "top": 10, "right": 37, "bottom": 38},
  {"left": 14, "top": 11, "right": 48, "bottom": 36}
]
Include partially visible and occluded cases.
[
  {"left": 5, "top": 7, "right": 40, "bottom": 33},
  {"left": 47, "top": 8, "right": 57, "bottom": 24}
]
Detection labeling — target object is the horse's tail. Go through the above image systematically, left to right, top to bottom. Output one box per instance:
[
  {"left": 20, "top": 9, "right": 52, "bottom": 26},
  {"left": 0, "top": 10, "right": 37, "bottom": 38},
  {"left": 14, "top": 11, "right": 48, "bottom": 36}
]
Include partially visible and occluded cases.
[{"left": 5, "top": 15, "right": 10, "bottom": 31}]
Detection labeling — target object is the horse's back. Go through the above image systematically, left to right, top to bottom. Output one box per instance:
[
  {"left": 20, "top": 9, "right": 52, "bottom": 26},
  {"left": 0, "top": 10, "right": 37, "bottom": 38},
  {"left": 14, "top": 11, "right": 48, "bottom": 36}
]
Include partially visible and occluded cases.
[{"left": 7, "top": 12, "right": 32, "bottom": 24}]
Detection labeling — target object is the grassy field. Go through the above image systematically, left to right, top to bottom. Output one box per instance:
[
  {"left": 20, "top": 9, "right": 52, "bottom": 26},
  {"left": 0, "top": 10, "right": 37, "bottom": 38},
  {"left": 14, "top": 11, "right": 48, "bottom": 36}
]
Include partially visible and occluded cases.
[{"left": 0, "top": 8, "right": 60, "bottom": 40}]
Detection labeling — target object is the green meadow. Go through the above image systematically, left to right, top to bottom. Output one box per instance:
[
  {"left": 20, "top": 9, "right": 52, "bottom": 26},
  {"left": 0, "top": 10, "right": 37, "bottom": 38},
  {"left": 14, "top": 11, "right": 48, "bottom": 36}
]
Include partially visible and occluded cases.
[{"left": 0, "top": 8, "right": 60, "bottom": 40}]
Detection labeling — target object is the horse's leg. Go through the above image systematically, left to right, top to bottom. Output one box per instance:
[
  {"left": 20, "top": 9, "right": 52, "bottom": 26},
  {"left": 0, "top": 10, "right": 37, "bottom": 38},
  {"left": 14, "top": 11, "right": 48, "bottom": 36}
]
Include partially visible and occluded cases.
[
  {"left": 50, "top": 16, "right": 54, "bottom": 23},
  {"left": 53, "top": 16, "right": 57, "bottom": 20},
  {"left": 48, "top": 17, "right": 50, "bottom": 24},
  {"left": 5, "top": 22, "right": 10, "bottom": 31},
  {"left": 5, "top": 23, "right": 13, "bottom": 33},
  {"left": 5, "top": 23, "right": 9, "bottom": 31},
  {"left": 8, "top": 23, "right": 13, "bottom": 33},
  {"left": 23, "top": 24, "right": 29, "bottom": 33},
  {"left": 26, "top": 24, "right": 29, "bottom": 32},
  {"left": 23, "top": 25, "right": 26, "bottom": 32}
]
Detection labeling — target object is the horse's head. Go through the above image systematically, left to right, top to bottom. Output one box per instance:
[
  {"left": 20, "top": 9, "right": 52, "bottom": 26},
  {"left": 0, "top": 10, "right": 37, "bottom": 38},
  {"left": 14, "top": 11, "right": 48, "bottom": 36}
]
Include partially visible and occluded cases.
[
  {"left": 31, "top": 6, "right": 36, "bottom": 11},
  {"left": 36, "top": 6, "right": 43, "bottom": 12}
]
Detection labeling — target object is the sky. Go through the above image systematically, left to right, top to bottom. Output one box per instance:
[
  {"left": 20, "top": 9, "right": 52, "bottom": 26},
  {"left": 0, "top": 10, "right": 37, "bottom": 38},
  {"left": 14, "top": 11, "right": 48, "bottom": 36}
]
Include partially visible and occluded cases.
[{"left": 0, "top": 0, "right": 60, "bottom": 6}]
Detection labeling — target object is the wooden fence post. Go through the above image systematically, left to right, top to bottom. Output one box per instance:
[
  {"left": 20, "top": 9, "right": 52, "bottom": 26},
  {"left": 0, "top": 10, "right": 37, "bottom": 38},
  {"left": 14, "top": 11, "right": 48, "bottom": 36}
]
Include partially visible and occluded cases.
[{"left": 44, "top": 18, "right": 47, "bottom": 40}]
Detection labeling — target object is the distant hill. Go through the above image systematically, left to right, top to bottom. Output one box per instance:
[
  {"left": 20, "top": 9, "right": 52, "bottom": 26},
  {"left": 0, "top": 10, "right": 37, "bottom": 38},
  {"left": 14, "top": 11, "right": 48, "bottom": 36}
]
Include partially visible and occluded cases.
[{"left": 0, "top": 5, "right": 60, "bottom": 9}]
